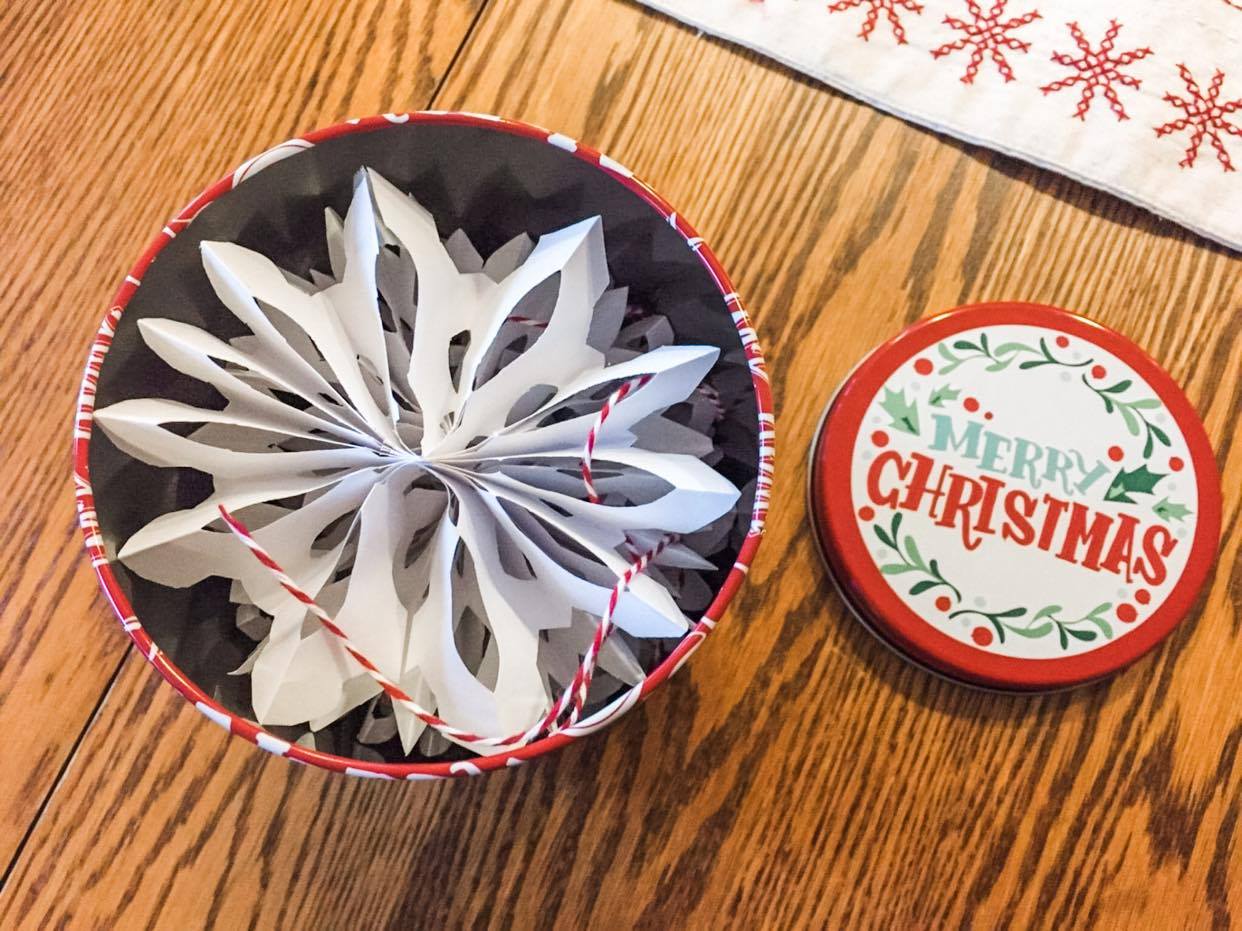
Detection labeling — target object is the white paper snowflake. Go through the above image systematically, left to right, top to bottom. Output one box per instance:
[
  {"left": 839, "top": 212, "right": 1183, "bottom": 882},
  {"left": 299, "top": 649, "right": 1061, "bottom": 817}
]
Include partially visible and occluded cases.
[{"left": 95, "top": 169, "right": 740, "bottom": 752}]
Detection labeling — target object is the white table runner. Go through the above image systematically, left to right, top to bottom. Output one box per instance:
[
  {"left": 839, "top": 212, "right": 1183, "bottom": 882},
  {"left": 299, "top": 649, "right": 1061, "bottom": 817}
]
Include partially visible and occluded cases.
[{"left": 640, "top": 0, "right": 1242, "bottom": 252}]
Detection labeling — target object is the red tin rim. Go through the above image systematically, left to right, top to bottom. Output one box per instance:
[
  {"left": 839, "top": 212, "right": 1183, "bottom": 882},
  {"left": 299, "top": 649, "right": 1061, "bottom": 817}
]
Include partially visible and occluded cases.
[
  {"left": 72, "top": 111, "right": 776, "bottom": 780},
  {"left": 811, "top": 302, "right": 1220, "bottom": 691}
]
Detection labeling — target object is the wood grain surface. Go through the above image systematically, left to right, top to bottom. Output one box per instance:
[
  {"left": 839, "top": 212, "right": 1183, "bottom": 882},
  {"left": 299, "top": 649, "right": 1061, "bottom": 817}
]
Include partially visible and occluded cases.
[
  {"left": 0, "top": 0, "right": 482, "bottom": 879},
  {"left": 1, "top": 0, "right": 1239, "bottom": 927}
]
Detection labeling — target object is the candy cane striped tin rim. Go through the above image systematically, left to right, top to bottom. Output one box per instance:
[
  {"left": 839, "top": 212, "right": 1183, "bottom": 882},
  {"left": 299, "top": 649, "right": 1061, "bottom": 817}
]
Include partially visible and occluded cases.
[{"left": 72, "top": 111, "right": 776, "bottom": 780}]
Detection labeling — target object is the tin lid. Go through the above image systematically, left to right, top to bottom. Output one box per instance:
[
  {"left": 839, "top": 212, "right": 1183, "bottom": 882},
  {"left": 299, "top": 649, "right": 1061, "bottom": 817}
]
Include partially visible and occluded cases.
[{"left": 810, "top": 303, "right": 1221, "bottom": 691}]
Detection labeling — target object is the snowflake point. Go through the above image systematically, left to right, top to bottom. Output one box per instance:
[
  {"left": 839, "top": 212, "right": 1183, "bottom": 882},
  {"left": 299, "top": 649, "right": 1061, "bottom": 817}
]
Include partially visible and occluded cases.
[
  {"left": 829, "top": 0, "right": 924, "bottom": 45},
  {"left": 932, "top": 0, "right": 1040, "bottom": 84},
  {"left": 1042, "top": 19, "right": 1152, "bottom": 121},
  {"left": 1155, "top": 64, "right": 1242, "bottom": 172}
]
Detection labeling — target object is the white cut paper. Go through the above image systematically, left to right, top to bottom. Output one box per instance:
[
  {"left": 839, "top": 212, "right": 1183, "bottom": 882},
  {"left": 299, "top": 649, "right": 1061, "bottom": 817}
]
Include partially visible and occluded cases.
[{"left": 96, "top": 169, "right": 742, "bottom": 755}]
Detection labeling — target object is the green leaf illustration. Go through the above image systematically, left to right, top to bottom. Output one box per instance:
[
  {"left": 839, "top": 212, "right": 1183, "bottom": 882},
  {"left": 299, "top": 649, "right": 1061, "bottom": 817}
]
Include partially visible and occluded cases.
[
  {"left": 993, "top": 341, "right": 1028, "bottom": 357},
  {"left": 1081, "top": 373, "right": 1168, "bottom": 460},
  {"left": 928, "top": 384, "right": 960, "bottom": 407},
  {"left": 880, "top": 387, "right": 920, "bottom": 435},
  {"left": 1145, "top": 423, "right": 1171, "bottom": 459},
  {"left": 1104, "top": 465, "right": 1166, "bottom": 503},
  {"left": 1153, "top": 497, "right": 1192, "bottom": 522},
  {"left": 864, "top": 511, "right": 961, "bottom": 602},
  {"left": 903, "top": 535, "right": 924, "bottom": 569},
  {"left": 880, "top": 564, "right": 917, "bottom": 575},
  {"left": 953, "top": 601, "right": 1116, "bottom": 651},
  {"left": 948, "top": 606, "right": 1028, "bottom": 644},
  {"left": 992, "top": 607, "right": 1027, "bottom": 620},
  {"left": 1088, "top": 616, "right": 1114, "bottom": 639},
  {"left": 1007, "top": 623, "right": 1054, "bottom": 639}
]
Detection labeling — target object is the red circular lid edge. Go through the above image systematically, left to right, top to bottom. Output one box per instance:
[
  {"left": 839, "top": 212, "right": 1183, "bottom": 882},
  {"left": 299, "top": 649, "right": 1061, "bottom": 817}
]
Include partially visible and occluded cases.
[{"left": 811, "top": 302, "right": 1222, "bottom": 690}]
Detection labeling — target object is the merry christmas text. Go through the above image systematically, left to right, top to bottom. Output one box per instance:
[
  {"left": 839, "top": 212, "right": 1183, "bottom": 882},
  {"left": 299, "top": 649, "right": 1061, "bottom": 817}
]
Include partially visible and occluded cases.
[{"left": 866, "top": 446, "right": 1177, "bottom": 585}]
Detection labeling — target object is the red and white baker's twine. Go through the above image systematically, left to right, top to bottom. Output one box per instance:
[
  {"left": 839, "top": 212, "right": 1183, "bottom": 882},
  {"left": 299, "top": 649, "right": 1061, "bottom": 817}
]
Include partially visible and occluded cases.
[
  {"left": 219, "top": 374, "right": 669, "bottom": 749},
  {"left": 579, "top": 374, "right": 652, "bottom": 504}
]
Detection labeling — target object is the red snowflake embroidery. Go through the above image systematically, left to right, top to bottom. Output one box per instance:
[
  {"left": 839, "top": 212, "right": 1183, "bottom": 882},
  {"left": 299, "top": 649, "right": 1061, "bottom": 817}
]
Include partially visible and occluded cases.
[
  {"left": 828, "top": 0, "right": 925, "bottom": 44},
  {"left": 931, "top": 0, "right": 1041, "bottom": 84},
  {"left": 1040, "top": 21, "right": 1152, "bottom": 121},
  {"left": 1154, "top": 65, "right": 1242, "bottom": 171}
]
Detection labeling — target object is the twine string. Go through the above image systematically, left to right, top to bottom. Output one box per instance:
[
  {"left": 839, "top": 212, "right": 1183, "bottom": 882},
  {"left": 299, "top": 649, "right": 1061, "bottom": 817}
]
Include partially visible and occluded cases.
[{"left": 219, "top": 374, "right": 674, "bottom": 750}]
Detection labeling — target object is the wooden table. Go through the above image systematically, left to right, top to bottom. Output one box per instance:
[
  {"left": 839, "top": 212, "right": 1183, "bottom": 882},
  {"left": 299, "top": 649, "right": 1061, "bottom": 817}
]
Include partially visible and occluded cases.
[{"left": 2, "top": 1, "right": 1239, "bottom": 926}]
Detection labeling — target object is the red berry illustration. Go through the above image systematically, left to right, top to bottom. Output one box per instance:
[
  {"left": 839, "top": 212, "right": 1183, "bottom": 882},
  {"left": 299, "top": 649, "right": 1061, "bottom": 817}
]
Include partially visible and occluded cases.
[
  {"left": 1055, "top": 335, "right": 1069, "bottom": 348},
  {"left": 914, "top": 358, "right": 933, "bottom": 375},
  {"left": 1091, "top": 364, "right": 1106, "bottom": 379},
  {"left": 963, "top": 397, "right": 980, "bottom": 413},
  {"left": 984, "top": 411, "right": 994, "bottom": 420},
  {"left": 871, "top": 430, "right": 889, "bottom": 447},
  {"left": 1108, "top": 445, "right": 1123, "bottom": 462},
  {"left": 1169, "top": 456, "right": 1184, "bottom": 472},
  {"left": 858, "top": 505, "right": 876, "bottom": 522},
  {"left": 1135, "top": 589, "right": 1151, "bottom": 605},
  {"left": 935, "top": 596, "right": 952, "bottom": 612},
  {"left": 1117, "top": 604, "right": 1138, "bottom": 624},
  {"left": 971, "top": 627, "right": 994, "bottom": 647}
]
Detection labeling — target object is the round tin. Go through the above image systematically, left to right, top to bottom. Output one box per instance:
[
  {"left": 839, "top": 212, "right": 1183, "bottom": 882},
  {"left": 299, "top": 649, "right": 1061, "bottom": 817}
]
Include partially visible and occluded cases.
[
  {"left": 74, "top": 111, "right": 775, "bottom": 779},
  {"left": 810, "top": 303, "right": 1220, "bottom": 691}
]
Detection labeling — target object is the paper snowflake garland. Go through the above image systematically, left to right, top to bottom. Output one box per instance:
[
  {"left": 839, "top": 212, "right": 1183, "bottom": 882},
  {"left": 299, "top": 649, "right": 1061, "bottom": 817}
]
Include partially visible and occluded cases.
[{"left": 94, "top": 169, "right": 741, "bottom": 754}]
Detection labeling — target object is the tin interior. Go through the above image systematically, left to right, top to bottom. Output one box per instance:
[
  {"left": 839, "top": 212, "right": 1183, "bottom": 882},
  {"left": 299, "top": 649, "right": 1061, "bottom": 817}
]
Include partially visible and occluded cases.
[{"left": 88, "top": 122, "right": 760, "bottom": 763}]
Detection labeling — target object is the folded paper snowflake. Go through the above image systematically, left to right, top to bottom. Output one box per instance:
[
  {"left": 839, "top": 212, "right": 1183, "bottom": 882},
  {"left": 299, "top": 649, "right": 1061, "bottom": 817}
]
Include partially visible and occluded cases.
[{"left": 95, "top": 169, "right": 741, "bottom": 754}]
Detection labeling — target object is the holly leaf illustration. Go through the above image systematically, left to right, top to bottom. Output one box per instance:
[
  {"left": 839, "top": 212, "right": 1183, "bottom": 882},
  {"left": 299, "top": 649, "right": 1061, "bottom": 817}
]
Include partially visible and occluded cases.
[
  {"left": 928, "top": 384, "right": 960, "bottom": 407},
  {"left": 880, "top": 387, "right": 919, "bottom": 435},
  {"left": 1104, "top": 465, "right": 1166, "bottom": 503},
  {"left": 1153, "top": 497, "right": 1192, "bottom": 522}
]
